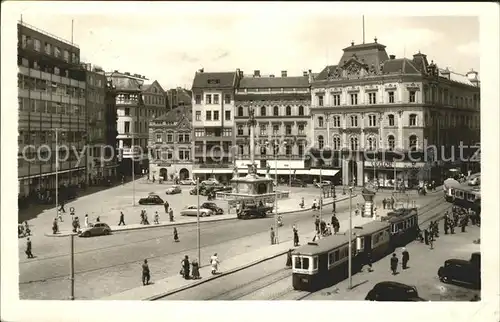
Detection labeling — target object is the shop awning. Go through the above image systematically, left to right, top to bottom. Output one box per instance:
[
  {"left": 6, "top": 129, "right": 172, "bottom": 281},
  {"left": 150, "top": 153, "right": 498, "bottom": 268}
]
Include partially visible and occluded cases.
[{"left": 192, "top": 169, "right": 233, "bottom": 174}]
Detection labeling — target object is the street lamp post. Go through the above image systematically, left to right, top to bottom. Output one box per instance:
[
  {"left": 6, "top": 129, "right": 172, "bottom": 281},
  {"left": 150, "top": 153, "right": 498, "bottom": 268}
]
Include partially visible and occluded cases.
[
  {"left": 131, "top": 133, "right": 136, "bottom": 206},
  {"left": 319, "top": 166, "right": 323, "bottom": 238},
  {"left": 196, "top": 178, "right": 201, "bottom": 264},
  {"left": 348, "top": 186, "right": 353, "bottom": 289},
  {"left": 69, "top": 232, "right": 75, "bottom": 300}
]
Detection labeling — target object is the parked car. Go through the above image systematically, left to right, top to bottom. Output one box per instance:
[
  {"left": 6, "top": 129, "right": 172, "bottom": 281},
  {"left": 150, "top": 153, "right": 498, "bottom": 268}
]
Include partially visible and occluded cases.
[
  {"left": 180, "top": 178, "right": 196, "bottom": 185},
  {"left": 202, "top": 178, "right": 220, "bottom": 186},
  {"left": 290, "top": 179, "right": 307, "bottom": 187},
  {"left": 314, "top": 180, "right": 332, "bottom": 188},
  {"left": 165, "top": 185, "right": 182, "bottom": 195},
  {"left": 138, "top": 193, "right": 165, "bottom": 205},
  {"left": 201, "top": 202, "right": 224, "bottom": 215},
  {"left": 237, "top": 202, "right": 273, "bottom": 220},
  {"left": 180, "top": 205, "right": 213, "bottom": 217},
  {"left": 79, "top": 223, "right": 111, "bottom": 238},
  {"left": 438, "top": 252, "right": 481, "bottom": 288},
  {"left": 365, "top": 281, "right": 426, "bottom": 301}
]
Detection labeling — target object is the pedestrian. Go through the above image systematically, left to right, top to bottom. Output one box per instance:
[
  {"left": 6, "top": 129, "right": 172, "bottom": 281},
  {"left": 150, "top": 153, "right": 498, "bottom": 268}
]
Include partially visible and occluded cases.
[
  {"left": 312, "top": 198, "right": 318, "bottom": 211},
  {"left": 382, "top": 198, "right": 387, "bottom": 209},
  {"left": 58, "top": 200, "right": 66, "bottom": 213},
  {"left": 164, "top": 202, "right": 169, "bottom": 214},
  {"left": 70, "top": 207, "right": 75, "bottom": 223},
  {"left": 169, "top": 207, "right": 174, "bottom": 222},
  {"left": 57, "top": 210, "right": 63, "bottom": 222},
  {"left": 140, "top": 210, "right": 145, "bottom": 225},
  {"left": 118, "top": 211, "right": 126, "bottom": 226},
  {"left": 144, "top": 211, "right": 150, "bottom": 225},
  {"left": 154, "top": 211, "right": 160, "bottom": 225},
  {"left": 84, "top": 214, "right": 89, "bottom": 228},
  {"left": 331, "top": 214, "right": 340, "bottom": 234},
  {"left": 96, "top": 216, "right": 100, "bottom": 222},
  {"left": 314, "top": 216, "right": 320, "bottom": 232},
  {"left": 444, "top": 216, "right": 449, "bottom": 235},
  {"left": 461, "top": 216, "right": 467, "bottom": 233},
  {"left": 52, "top": 217, "right": 59, "bottom": 234},
  {"left": 320, "top": 220, "right": 326, "bottom": 235},
  {"left": 24, "top": 221, "right": 31, "bottom": 236},
  {"left": 326, "top": 223, "right": 332, "bottom": 236},
  {"left": 293, "top": 225, "right": 299, "bottom": 246},
  {"left": 173, "top": 227, "right": 179, "bottom": 242},
  {"left": 270, "top": 227, "right": 275, "bottom": 245},
  {"left": 424, "top": 228, "right": 429, "bottom": 245},
  {"left": 429, "top": 234, "right": 434, "bottom": 250},
  {"left": 25, "top": 237, "right": 34, "bottom": 259},
  {"left": 402, "top": 248, "right": 409, "bottom": 269},
  {"left": 286, "top": 249, "right": 292, "bottom": 268},
  {"left": 366, "top": 250, "right": 373, "bottom": 272},
  {"left": 210, "top": 253, "right": 220, "bottom": 275},
  {"left": 390, "top": 253, "right": 398, "bottom": 275},
  {"left": 182, "top": 255, "right": 190, "bottom": 280},
  {"left": 142, "top": 259, "right": 150, "bottom": 286},
  {"left": 191, "top": 259, "right": 200, "bottom": 279}
]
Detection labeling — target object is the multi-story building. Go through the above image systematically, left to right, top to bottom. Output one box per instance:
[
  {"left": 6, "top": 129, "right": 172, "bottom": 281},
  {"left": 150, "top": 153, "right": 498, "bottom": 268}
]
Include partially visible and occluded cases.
[
  {"left": 17, "top": 21, "right": 87, "bottom": 198},
  {"left": 310, "top": 39, "right": 480, "bottom": 188},
  {"left": 191, "top": 69, "right": 238, "bottom": 182},
  {"left": 234, "top": 69, "right": 315, "bottom": 177},
  {"left": 105, "top": 71, "right": 149, "bottom": 176},
  {"left": 104, "top": 79, "right": 119, "bottom": 179},
  {"left": 142, "top": 80, "right": 168, "bottom": 119},
  {"left": 167, "top": 87, "right": 192, "bottom": 109},
  {"left": 148, "top": 106, "right": 193, "bottom": 181}
]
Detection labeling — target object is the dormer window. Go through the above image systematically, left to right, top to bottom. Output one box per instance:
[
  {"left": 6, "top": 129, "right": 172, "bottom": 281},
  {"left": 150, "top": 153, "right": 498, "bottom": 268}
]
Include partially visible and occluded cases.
[{"left": 207, "top": 79, "right": 220, "bottom": 84}]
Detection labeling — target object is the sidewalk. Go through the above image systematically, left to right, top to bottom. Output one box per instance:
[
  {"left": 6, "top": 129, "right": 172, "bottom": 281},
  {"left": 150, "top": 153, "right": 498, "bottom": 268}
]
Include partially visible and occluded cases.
[
  {"left": 45, "top": 194, "right": 356, "bottom": 237},
  {"left": 101, "top": 214, "right": 374, "bottom": 300}
]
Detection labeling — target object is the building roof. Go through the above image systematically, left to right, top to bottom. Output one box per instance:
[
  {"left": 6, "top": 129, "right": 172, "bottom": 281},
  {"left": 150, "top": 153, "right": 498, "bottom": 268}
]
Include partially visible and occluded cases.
[
  {"left": 339, "top": 41, "right": 390, "bottom": 69},
  {"left": 382, "top": 58, "right": 421, "bottom": 74},
  {"left": 439, "top": 69, "right": 475, "bottom": 86},
  {"left": 191, "top": 71, "right": 237, "bottom": 89},
  {"left": 106, "top": 72, "right": 145, "bottom": 92},
  {"left": 238, "top": 76, "right": 310, "bottom": 89},
  {"left": 142, "top": 80, "right": 166, "bottom": 93},
  {"left": 153, "top": 106, "right": 191, "bottom": 123}
]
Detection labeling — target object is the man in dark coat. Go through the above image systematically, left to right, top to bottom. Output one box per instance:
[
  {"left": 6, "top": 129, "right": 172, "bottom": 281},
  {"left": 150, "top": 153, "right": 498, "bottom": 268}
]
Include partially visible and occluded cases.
[
  {"left": 382, "top": 198, "right": 387, "bottom": 209},
  {"left": 164, "top": 201, "right": 169, "bottom": 214},
  {"left": 118, "top": 211, "right": 126, "bottom": 226},
  {"left": 331, "top": 214, "right": 340, "bottom": 234},
  {"left": 314, "top": 216, "right": 320, "bottom": 232},
  {"left": 444, "top": 216, "right": 449, "bottom": 235},
  {"left": 293, "top": 225, "right": 299, "bottom": 246},
  {"left": 270, "top": 227, "right": 275, "bottom": 245},
  {"left": 424, "top": 228, "right": 429, "bottom": 245},
  {"left": 25, "top": 237, "right": 34, "bottom": 259},
  {"left": 402, "top": 248, "right": 409, "bottom": 269},
  {"left": 286, "top": 249, "right": 293, "bottom": 268},
  {"left": 366, "top": 250, "right": 373, "bottom": 272},
  {"left": 390, "top": 253, "right": 398, "bottom": 275},
  {"left": 182, "top": 255, "right": 190, "bottom": 279},
  {"left": 142, "top": 259, "right": 150, "bottom": 285}
]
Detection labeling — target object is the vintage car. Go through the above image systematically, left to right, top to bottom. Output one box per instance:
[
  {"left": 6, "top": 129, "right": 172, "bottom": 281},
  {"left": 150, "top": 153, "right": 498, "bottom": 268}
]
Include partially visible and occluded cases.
[
  {"left": 180, "top": 178, "right": 196, "bottom": 185},
  {"left": 201, "top": 178, "right": 220, "bottom": 186},
  {"left": 290, "top": 179, "right": 307, "bottom": 187},
  {"left": 314, "top": 180, "right": 332, "bottom": 188},
  {"left": 165, "top": 185, "right": 182, "bottom": 195},
  {"left": 138, "top": 193, "right": 165, "bottom": 205},
  {"left": 201, "top": 202, "right": 224, "bottom": 215},
  {"left": 237, "top": 202, "right": 273, "bottom": 220},
  {"left": 180, "top": 205, "right": 213, "bottom": 217},
  {"left": 79, "top": 223, "right": 112, "bottom": 238},
  {"left": 438, "top": 252, "right": 481, "bottom": 288},
  {"left": 365, "top": 281, "right": 426, "bottom": 301}
]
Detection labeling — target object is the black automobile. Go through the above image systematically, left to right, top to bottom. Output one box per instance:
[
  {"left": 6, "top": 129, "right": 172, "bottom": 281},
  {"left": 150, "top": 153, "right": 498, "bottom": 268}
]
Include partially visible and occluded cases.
[
  {"left": 290, "top": 179, "right": 307, "bottom": 187},
  {"left": 190, "top": 186, "right": 206, "bottom": 195},
  {"left": 138, "top": 194, "right": 165, "bottom": 205},
  {"left": 201, "top": 202, "right": 224, "bottom": 215},
  {"left": 438, "top": 252, "right": 481, "bottom": 288},
  {"left": 365, "top": 281, "right": 426, "bottom": 301}
]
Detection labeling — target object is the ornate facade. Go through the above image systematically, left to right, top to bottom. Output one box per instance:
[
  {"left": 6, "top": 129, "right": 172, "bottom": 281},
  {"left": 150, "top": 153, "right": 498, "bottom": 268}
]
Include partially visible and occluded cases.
[{"left": 310, "top": 40, "right": 480, "bottom": 188}]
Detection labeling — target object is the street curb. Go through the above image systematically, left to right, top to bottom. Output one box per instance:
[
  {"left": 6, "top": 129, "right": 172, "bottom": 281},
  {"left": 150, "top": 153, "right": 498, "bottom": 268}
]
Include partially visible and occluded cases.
[{"left": 272, "top": 194, "right": 357, "bottom": 215}]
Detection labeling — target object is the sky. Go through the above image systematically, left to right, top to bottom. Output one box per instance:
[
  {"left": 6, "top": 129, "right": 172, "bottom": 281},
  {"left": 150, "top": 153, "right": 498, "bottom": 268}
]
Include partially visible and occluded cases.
[{"left": 12, "top": 3, "right": 480, "bottom": 90}]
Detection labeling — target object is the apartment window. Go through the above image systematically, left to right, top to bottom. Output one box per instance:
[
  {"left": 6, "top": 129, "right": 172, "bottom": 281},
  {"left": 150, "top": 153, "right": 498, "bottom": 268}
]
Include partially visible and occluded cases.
[
  {"left": 21, "top": 35, "right": 27, "bottom": 48},
  {"left": 34, "top": 39, "right": 41, "bottom": 51},
  {"left": 44, "top": 42, "right": 51, "bottom": 55},
  {"left": 54, "top": 46, "right": 61, "bottom": 58},
  {"left": 63, "top": 50, "right": 69, "bottom": 62},
  {"left": 388, "top": 91, "right": 395, "bottom": 103},
  {"left": 409, "top": 91, "right": 416, "bottom": 103},
  {"left": 368, "top": 93, "right": 377, "bottom": 104},
  {"left": 205, "top": 94, "right": 212, "bottom": 104},
  {"left": 213, "top": 94, "right": 219, "bottom": 104},
  {"left": 224, "top": 94, "right": 231, "bottom": 104},
  {"left": 350, "top": 94, "right": 358, "bottom": 105},
  {"left": 318, "top": 95, "right": 324, "bottom": 107},
  {"left": 332, "top": 95, "right": 341, "bottom": 106},
  {"left": 298, "top": 105, "right": 304, "bottom": 116},
  {"left": 238, "top": 106, "right": 244, "bottom": 116},
  {"left": 260, "top": 106, "right": 266, "bottom": 116},
  {"left": 273, "top": 106, "right": 279, "bottom": 116},
  {"left": 286, "top": 106, "right": 292, "bottom": 116},
  {"left": 125, "top": 108, "right": 130, "bottom": 116},
  {"left": 225, "top": 110, "right": 231, "bottom": 120},
  {"left": 195, "top": 111, "right": 201, "bottom": 121},
  {"left": 206, "top": 111, "right": 212, "bottom": 121},
  {"left": 213, "top": 111, "right": 220, "bottom": 121},
  {"left": 388, "top": 114, "right": 395, "bottom": 126},
  {"left": 409, "top": 114, "right": 417, "bottom": 126},
  {"left": 350, "top": 115, "right": 358, "bottom": 127},
  {"left": 368, "top": 115, "right": 377, "bottom": 127},
  {"left": 332, "top": 116, "right": 341, "bottom": 127},
  {"left": 318, "top": 117, "right": 324, "bottom": 128},
  {"left": 124, "top": 121, "right": 130, "bottom": 133},
  {"left": 273, "top": 124, "right": 280, "bottom": 135},
  {"left": 285, "top": 124, "right": 292, "bottom": 135},
  {"left": 298, "top": 124, "right": 305, "bottom": 135},
  {"left": 237, "top": 125, "right": 244, "bottom": 135},
  {"left": 260, "top": 125, "right": 267, "bottom": 136},
  {"left": 195, "top": 129, "right": 204, "bottom": 137},
  {"left": 223, "top": 129, "right": 232, "bottom": 137},
  {"left": 155, "top": 133, "right": 162, "bottom": 143},
  {"left": 167, "top": 134, "right": 173, "bottom": 142},
  {"left": 178, "top": 134, "right": 184, "bottom": 142},
  {"left": 388, "top": 135, "right": 395, "bottom": 151},
  {"left": 409, "top": 135, "right": 418, "bottom": 150},
  {"left": 318, "top": 136, "right": 324, "bottom": 149},
  {"left": 332, "top": 136, "right": 341, "bottom": 150},
  {"left": 350, "top": 137, "right": 359, "bottom": 151},
  {"left": 367, "top": 137, "right": 377, "bottom": 150},
  {"left": 298, "top": 144, "right": 304, "bottom": 156},
  {"left": 238, "top": 145, "right": 244, "bottom": 155},
  {"left": 260, "top": 145, "right": 267, "bottom": 155},
  {"left": 285, "top": 145, "right": 292, "bottom": 156},
  {"left": 179, "top": 150, "right": 190, "bottom": 160}
]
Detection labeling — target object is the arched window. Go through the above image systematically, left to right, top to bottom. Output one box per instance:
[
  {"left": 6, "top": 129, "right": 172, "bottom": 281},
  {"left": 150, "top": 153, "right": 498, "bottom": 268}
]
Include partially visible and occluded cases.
[
  {"left": 298, "top": 105, "right": 304, "bottom": 116},
  {"left": 238, "top": 106, "right": 244, "bottom": 117},
  {"left": 260, "top": 106, "right": 266, "bottom": 116},
  {"left": 273, "top": 106, "right": 279, "bottom": 116},
  {"left": 286, "top": 106, "right": 292, "bottom": 116},
  {"left": 388, "top": 114, "right": 395, "bottom": 126},
  {"left": 318, "top": 116, "right": 324, "bottom": 127},
  {"left": 318, "top": 135, "right": 324, "bottom": 149},
  {"left": 388, "top": 135, "right": 395, "bottom": 151},
  {"left": 409, "top": 135, "right": 418, "bottom": 150},
  {"left": 332, "top": 136, "right": 341, "bottom": 150},
  {"left": 350, "top": 136, "right": 359, "bottom": 151},
  {"left": 367, "top": 136, "right": 377, "bottom": 150},
  {"left": 260, "top": 145, "right": 267, "bottom": 155}
]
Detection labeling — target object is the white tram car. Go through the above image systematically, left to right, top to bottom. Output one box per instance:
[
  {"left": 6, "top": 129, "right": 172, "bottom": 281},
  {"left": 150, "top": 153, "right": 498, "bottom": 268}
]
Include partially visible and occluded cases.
[{"left": 443, "top": 178, "right": 481, "bottom": 213}]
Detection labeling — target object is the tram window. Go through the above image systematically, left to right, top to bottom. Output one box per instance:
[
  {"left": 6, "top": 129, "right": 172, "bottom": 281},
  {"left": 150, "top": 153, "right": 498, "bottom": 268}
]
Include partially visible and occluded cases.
[
  {"left": 373, "top": 233, "right": 380, "bottom": 244},
  {"left": 328, "top": 252, "right": 335, "bottom": 265},
  {"left": 294, "top": 257, "right": 302, "bottom": 269},
  {"left": 302, "top": 257, "right": 309, "bottom": 270},
  {"left": 313, "top": 257, "right": 318, "bottom": 270}
]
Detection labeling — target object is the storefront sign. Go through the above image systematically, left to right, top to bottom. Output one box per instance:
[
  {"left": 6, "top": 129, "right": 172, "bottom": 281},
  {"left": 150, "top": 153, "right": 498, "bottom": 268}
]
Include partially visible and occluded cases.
[{"left": 364, "top": 161, "right": 426, "bottom": 169}]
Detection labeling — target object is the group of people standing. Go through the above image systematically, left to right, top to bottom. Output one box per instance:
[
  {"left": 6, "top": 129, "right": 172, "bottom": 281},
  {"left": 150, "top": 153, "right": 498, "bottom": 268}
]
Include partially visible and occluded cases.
[{"left": 389, "top": 248, "right": 410, "bottom": 275}]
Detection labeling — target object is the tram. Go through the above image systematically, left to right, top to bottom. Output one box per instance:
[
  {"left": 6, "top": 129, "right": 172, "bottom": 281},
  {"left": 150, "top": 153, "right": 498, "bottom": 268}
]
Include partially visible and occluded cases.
[
  {"left": 443, "top": 177, "right": 481, "bottom": 213},
  {"left": 291, "top": 208, "right": 419, "bottom": 292}
]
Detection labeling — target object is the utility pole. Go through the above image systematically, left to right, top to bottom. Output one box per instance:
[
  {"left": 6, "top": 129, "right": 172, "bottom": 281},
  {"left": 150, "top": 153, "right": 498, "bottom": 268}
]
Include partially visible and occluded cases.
[
  {"left": 274, "top": 138, "right": 279, "bottom": 244},
  {"left": 319, "top": 166, "right": 323, "bottom": 237},
  {"left": 196, "top": 178, "right": 201, "bottom": 264},
  {"left": 348, "top": 186, "right": 353, "bottom": 289},
  {"left": 69, "top": 233, "right": 75, "bottom": 300}
]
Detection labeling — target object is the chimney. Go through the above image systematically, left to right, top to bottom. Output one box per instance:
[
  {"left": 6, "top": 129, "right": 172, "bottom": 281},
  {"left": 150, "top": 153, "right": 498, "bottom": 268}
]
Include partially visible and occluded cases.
[
  {"left": 389, "top": 55, "right": 396, "bottom": 60},
  {"left": 198, "top": 68, "right": 204, "bottom": 73},
  {"left": 114, "top": 70, "right": 119, "bottom": 73},
  {"left": 254, "top": 70, "right": 260, "bottom": 77},
  {"left": 281, "top": 70, "right": 287, "bottom": 77},
  {"left": 303, "top": 71, "right": 308, "bottom": 76},
  {"left": 124, "top": 72, "right": 130, "bottom": 76}
]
